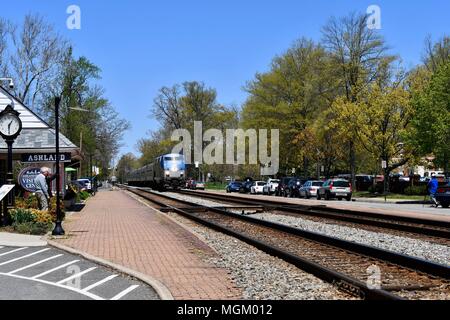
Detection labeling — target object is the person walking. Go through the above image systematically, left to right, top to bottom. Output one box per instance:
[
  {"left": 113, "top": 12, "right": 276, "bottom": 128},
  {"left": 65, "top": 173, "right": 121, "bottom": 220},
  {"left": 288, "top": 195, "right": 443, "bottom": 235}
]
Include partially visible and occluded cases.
[
  {"left": 35, "top": 167, "right": 51, "bottom": 211},
  {"left": 427, "top": 175, "right": 439, "bottom": 207}
]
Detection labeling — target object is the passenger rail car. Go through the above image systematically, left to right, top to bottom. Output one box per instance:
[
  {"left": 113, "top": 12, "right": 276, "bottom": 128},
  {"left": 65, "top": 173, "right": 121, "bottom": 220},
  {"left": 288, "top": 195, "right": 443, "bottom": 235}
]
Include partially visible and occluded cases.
[{"left": 127, "top": 154, "right": 186, "bottom": 190}]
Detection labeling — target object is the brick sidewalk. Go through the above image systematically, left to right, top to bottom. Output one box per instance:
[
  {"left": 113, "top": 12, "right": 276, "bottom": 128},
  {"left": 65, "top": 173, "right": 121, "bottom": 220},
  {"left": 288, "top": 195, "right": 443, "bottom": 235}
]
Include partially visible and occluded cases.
[{"left": 56, "top": 190, "right": 242, "bottom": 300}]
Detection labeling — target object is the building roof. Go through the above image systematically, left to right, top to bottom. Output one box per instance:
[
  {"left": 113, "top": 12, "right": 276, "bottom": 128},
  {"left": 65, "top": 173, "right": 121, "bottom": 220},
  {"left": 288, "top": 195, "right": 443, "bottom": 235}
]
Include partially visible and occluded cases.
[{"left": 0, "top": 86, "right": 78, "bottom": 154}]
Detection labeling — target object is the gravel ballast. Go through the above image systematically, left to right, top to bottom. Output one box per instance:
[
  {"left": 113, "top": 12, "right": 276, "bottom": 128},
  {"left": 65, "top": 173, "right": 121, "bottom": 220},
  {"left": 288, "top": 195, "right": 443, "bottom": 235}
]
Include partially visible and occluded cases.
[
  {"left": 165, "top": 192, "right": 450, "bottom": 267},
  {"left": 167, "top": 212, "right": 353, "bottom": 300}
]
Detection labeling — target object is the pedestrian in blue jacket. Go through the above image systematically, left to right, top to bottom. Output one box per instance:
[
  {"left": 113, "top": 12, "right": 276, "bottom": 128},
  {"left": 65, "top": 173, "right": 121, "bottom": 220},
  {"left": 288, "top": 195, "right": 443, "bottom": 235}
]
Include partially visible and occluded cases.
[{"left": 427, "top": 176, "right": 439, "bottom": 207}]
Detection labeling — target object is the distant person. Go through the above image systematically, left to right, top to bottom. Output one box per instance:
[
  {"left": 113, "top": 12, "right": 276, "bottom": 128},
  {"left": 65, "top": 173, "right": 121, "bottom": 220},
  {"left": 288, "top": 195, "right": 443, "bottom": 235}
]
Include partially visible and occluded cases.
[
  {"left": 35, "top": 167, "right": 51, "bottom": 211},
  {"left": 427, "top": 175, "right": 439, "bottom": 207}
]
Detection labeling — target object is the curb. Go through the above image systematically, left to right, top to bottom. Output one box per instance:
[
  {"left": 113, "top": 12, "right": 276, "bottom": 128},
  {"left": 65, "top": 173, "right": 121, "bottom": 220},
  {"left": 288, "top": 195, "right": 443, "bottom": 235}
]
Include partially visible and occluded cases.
[{"left": 46, "top": 238, "right": 174, "bottom": 300}]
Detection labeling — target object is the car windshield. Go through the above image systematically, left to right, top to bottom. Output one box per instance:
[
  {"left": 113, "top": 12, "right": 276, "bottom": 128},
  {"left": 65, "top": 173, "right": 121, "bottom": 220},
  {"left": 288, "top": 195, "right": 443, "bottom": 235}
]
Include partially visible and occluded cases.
[
  {"left": 271, "top": 180, "right": 280, "bottom": 183},
  {"left": 333, "top": 181, "right": 350, "bottom": 187},
  {"left": 257, "top": 182, "right": 265, "bottom": 186},
  {"left": 312, "top": 182, "right": 323, "bottom": 187}
]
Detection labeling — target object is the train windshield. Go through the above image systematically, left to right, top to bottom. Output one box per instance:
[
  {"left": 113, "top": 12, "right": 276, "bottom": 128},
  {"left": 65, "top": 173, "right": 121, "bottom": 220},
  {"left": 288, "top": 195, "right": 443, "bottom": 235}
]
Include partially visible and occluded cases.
[{"left": 164, "top": 156, "right": 183, "bottom": 161}]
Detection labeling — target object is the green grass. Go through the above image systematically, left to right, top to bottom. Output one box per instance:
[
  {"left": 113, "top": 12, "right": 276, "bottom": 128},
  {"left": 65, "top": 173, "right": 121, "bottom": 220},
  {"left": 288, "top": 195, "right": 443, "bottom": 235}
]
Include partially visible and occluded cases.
[
  {"left": 205, "top": 182, "right": 228, "bottom": 190},
  {"left": 353, "top": 192, "right": 426, "bottom": 201}
]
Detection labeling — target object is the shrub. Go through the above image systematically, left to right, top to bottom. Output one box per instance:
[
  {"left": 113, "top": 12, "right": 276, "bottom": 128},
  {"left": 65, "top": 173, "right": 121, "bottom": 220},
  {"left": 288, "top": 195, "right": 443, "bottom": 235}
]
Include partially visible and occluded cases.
[
  {"left": 404, "top": 185, "right": 428, "bottom": 196},
  {"left": 79, "top": 191, "right": 90, "bottom": 200},
  {"left": 9, "top": 208, "right": 36, "bottom": 224},
  {"left": 31, "top": 209, "right": 54, "bottom": 224},
  {"left": 13, "top": 222, "right": 34, "bottom": 234},
  {"left": 30, "top": 222, "right": 53, "bottom": 235}
]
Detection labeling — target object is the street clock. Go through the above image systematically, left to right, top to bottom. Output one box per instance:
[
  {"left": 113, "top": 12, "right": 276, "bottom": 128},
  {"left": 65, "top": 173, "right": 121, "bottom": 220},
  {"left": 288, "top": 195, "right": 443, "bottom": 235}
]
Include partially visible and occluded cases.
[
  {"left": 0, "top": 104, "right": 23, "bottom": 225},
  {"left": 0, "top": 105, "right": 22, "bottom": 139}
]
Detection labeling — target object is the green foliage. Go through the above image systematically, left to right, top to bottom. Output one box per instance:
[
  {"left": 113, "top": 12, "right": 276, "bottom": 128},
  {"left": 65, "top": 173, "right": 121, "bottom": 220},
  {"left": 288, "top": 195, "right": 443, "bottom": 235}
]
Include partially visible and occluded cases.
[
  {"left": 409, "top": 61, "right": 450, "bottom": 173},
  {"left": 404, "top": 185, "right": 428, "bottom": 196},
  {"left": 79, "top": 191, "right": 91, "bottom": 200},
  {"left": 9, "top": 208, "right": 36, "bottom": 224},
  {"left": 10, "top": 208, "right": 54, "bottom": 235}
]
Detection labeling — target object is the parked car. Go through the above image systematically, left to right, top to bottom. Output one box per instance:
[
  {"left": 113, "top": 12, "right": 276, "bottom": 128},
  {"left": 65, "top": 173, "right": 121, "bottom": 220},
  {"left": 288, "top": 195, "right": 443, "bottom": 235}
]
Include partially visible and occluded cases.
[
  {"left": 276, "top": 177, "right": 293, "bottom": 196},
  {"left": 77, "top": 178, "right": 92, "bottom": 192},
  {"left": 285, "top": 178, "right": 305, "bottom": 198},
  {"left": 263, "top": 179, "right": 280, "bottom": 195},
  {"left": 317, "top": 179, "right": 352, "bottom": 201},
  {"left": 240, "top": 180, "right": 255, "bottom": 194},
  {"left": 299, "top": 180, "right": 324, "bottom": 199},
  {"left": 226, "top": 181, "right": 243, "bottom": 193},
  {"left": 251, "top": 181, "right": 267, "bottom": 194},
  {"left": 436, "top": 182, "right": 450, "bottom": 208}
]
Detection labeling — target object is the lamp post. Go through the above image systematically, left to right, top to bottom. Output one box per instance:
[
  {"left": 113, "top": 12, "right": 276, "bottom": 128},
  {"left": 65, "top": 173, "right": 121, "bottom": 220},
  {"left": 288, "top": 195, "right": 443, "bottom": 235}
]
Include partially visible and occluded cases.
[{"left": 52, "top": 97, "right": 64, "bottom": 236}]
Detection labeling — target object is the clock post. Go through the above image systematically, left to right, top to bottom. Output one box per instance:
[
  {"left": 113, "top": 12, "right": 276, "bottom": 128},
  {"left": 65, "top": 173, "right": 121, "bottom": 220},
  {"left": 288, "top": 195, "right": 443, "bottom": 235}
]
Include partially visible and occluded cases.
[{"left": 0, "top": 105, "right": 23, "bottom": 226}]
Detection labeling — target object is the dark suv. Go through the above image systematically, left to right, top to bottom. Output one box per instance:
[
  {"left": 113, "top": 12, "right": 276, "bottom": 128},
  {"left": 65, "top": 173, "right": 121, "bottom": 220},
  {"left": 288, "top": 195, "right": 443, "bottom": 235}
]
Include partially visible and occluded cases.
[
  {"left": 276, "top": 177, "right": 293, "bottom": 196},
  {"left": 285, "top": 178, "right": 307, "bottom": 198},
  {"left": 317, "top": 179, "right": 352, "bottom": 201},
  {"left": 240, "top": 180, "right": 254, "bottom": 194}
]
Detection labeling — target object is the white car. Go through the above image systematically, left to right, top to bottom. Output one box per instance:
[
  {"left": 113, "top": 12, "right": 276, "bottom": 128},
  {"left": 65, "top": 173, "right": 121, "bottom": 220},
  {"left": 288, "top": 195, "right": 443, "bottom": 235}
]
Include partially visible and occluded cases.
[
  {"left": 263, "top": 179, "right": 280, "bottom": 195},
  {"left": 251, "top": 181, "right": 267, "bottom": 194}
]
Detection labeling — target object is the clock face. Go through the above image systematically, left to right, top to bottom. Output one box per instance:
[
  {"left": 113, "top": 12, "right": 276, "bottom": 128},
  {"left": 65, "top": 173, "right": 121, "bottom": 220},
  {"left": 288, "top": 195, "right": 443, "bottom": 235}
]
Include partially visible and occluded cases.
[{"left": 0, "top": 114, "right": 21, "bottom": 137}]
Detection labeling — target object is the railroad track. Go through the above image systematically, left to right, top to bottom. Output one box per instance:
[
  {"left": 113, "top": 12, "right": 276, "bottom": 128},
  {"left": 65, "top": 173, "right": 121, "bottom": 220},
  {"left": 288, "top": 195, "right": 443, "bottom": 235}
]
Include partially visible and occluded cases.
[
  {"left": 124, "top": 186, "right": 450, "bottom": 300},
  {"left": 176, "top": 190, "right": 450, "bottom": 244}
]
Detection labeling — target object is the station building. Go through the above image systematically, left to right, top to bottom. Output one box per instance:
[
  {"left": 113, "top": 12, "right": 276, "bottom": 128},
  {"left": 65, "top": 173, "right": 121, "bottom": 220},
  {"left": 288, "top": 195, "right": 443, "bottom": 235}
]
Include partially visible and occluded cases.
[{"left": 0, "top": 86, "right": 80, "bottom": 195}]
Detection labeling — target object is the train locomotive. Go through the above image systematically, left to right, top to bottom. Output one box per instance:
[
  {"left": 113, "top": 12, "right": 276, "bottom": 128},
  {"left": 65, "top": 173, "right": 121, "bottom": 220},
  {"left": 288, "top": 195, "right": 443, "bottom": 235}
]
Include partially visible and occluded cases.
[{"left": 127, "top": 153, "right": 186, "bottom": 190}]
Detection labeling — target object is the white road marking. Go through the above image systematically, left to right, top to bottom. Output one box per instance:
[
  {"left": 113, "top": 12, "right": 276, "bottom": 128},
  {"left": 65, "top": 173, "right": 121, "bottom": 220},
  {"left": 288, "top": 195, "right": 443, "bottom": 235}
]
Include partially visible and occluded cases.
[
  {"left": 0, "top": 247, "right": 28, "bottom": 257},
  {"left": 0, "top": 248, "right": 50, "bottom": 266},
  {"left": 8, "top": 255, "right": 63, "bottom": 275},
  {"left": 31, "top": 260, "right": 80, "bottom": 279},
  {"left": 56, "top": 267, "right": 97, "bottom": 284},
  {"left": 0, "top": 272, "right": 104, "bottom": 300},
  {"left": 82, "top": 275, "right": 118, "bottom": 292},
  {"left": 110, "top": 285, "right": 139, "bottom": 300}
]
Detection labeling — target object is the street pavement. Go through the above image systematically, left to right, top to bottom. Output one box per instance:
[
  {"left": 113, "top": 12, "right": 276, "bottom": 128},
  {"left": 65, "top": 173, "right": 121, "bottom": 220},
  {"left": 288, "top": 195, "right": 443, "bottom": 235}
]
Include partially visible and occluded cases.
[{"left": 0, "top": 245, "right": 160, "bottom": 300}]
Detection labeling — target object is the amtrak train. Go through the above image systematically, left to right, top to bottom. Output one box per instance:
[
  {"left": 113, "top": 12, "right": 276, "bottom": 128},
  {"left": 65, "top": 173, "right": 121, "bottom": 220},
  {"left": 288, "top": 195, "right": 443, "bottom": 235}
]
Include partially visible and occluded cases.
[{"left": 127, "top": 153, "right": 186, "bottom": 190}]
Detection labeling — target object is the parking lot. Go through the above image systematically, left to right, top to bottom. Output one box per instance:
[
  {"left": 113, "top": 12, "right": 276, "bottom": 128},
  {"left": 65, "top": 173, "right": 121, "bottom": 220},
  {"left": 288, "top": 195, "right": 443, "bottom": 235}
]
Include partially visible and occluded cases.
[{"left": 0, "top": 246, "right": 160, "bottom": 300}]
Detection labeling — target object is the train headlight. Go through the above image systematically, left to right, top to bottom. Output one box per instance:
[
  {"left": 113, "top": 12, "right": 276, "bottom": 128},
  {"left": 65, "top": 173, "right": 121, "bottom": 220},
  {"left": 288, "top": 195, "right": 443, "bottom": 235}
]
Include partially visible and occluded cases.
[{"left": 165, "top": 170, "right": 170, "bottom": 175}]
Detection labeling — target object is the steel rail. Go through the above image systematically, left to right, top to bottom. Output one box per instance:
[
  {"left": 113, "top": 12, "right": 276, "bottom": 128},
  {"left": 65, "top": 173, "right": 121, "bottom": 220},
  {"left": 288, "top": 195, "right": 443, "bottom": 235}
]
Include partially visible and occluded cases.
[
  {"left": 124, "top": 186, "right": 450, "bottom": 300},
  {"left": 177, "top": 190, "right": 450, "bottom": 239}
]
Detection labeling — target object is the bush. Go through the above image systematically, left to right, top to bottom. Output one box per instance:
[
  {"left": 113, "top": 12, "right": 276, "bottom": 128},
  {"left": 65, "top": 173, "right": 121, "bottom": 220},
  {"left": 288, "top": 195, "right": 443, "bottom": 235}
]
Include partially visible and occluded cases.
[
  {"left": 404, "top": 185, "right": 428, "bottom": 196},
  {"left": 79, "top": 191, "right": 90, "bottom": 200},
  {"left": 9, "top": 208, "right": 36, "bottom": 224},
  {"left": 9, "top": 208, "right": 54, "bottom": 235}
]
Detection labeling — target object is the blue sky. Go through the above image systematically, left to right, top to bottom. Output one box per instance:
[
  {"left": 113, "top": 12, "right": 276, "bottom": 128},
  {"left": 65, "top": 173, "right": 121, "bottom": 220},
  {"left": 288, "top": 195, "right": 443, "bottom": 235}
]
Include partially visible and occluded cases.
[{"left": 2, "top": 0, "right": 449, "bottom": 159}]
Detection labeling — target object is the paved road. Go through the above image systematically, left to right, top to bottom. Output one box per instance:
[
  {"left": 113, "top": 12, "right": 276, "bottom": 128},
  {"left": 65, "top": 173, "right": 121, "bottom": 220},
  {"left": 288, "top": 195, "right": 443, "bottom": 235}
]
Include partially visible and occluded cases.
[{"left": 0, "top": 245, "right": 160, "bottom": 300}]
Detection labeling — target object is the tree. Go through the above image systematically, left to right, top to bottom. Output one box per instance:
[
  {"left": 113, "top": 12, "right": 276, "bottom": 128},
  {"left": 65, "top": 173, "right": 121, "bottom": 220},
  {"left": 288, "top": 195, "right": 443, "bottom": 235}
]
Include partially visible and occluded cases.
[
  {"left": 321, "top": 12, "right": 396, "bottom": 187},
  {"left": 5, "top": 14, "right": 68, "bottom": 111},
  {"left": 423, "top": 36, "right": 450, "bottom": 72},
  {"left": 242, "top": 39, "right": 334, "bottom": 177},
  {"left": 410, "top": 61, "right": 450, "bottom": 175},
  {"left": 338, "top": 82, "right": 413, "bottom": 191},
  {"left": 116, "top": 153, "right": 139, "bottom": 183}
]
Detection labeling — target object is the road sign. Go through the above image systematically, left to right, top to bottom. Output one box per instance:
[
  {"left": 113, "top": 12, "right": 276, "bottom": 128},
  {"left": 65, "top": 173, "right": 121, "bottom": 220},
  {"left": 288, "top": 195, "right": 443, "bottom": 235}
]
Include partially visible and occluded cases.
[{"left": 381, "top": 160, "right": 387, "bottom": 169}]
